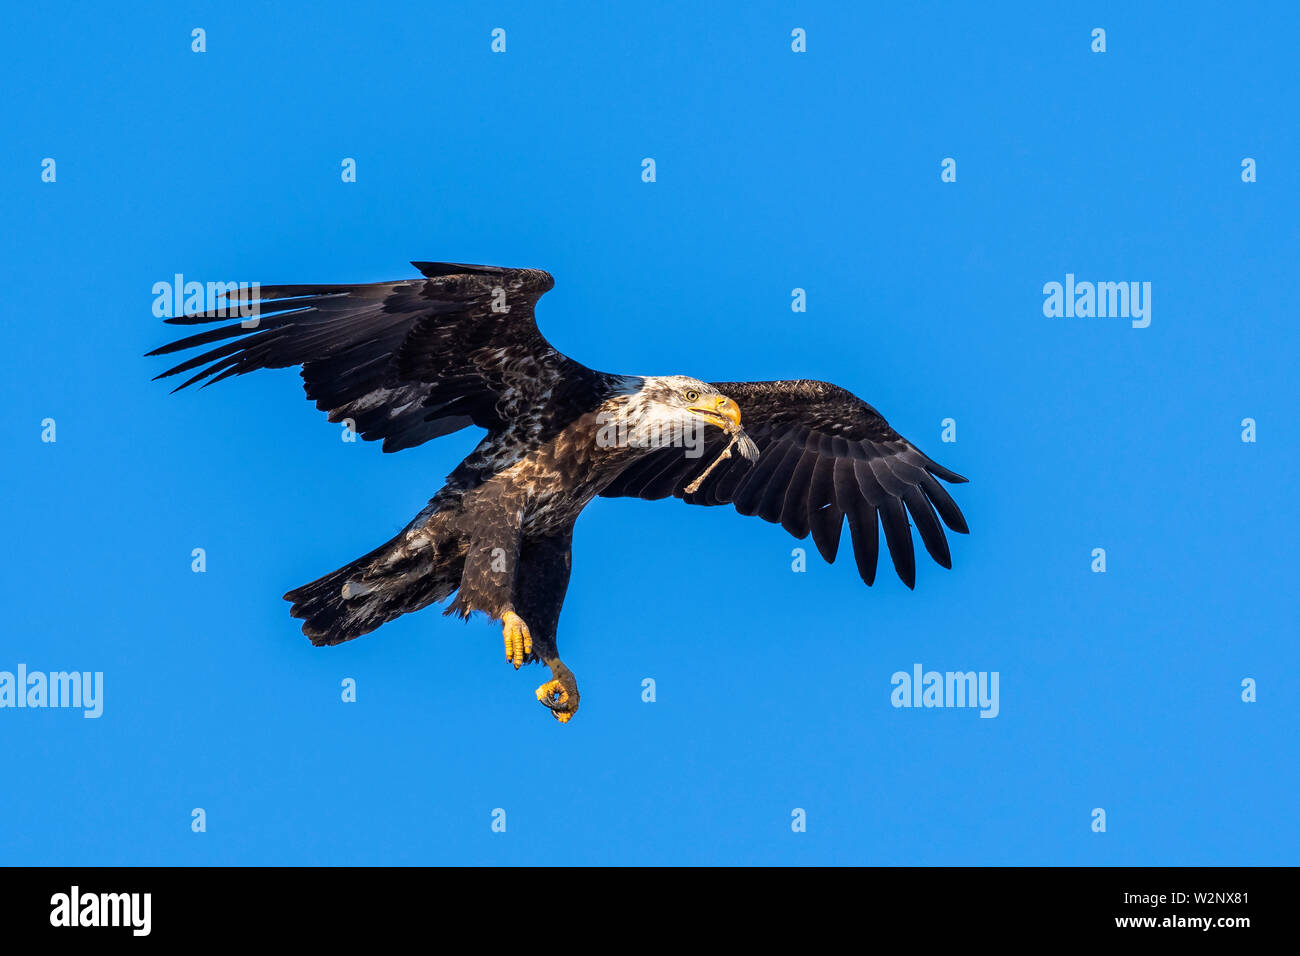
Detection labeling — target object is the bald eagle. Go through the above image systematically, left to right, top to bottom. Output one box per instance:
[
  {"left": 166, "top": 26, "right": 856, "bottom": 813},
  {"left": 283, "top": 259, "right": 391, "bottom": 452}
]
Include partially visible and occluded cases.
[{"left": 149, "top": 262, "right": 968, "bottom": 722}]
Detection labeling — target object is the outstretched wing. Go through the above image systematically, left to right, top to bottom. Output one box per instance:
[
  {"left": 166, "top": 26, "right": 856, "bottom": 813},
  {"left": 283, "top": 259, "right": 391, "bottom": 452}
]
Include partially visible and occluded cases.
[
  {"left": 147, "top": 262, "right": 595, "bottom": 452},
  {"left": 600, "top": 380, "right": 968, "bottom": 588}
]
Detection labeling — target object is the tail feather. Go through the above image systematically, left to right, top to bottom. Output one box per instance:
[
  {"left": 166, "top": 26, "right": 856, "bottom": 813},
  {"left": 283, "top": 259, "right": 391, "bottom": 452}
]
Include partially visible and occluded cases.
[{"left": 284, "top": 531, "right": 463, "bottom": 646}]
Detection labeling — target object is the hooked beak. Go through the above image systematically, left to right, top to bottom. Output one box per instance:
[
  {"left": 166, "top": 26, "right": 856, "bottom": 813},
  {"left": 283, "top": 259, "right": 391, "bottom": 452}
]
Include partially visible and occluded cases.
[{"left": 688, "top": 394, "right": 742, "bottom": 430}]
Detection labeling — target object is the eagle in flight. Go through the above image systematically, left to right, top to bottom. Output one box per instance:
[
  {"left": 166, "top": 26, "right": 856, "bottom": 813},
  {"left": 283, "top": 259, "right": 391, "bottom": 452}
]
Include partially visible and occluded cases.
[{"left": 149, "top": 262, "right": 968, "bottom": 723}]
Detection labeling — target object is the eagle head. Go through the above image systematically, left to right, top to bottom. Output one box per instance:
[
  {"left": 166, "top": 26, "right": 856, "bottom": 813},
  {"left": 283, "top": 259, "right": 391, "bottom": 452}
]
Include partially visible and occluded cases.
[{"left": 611, "top": 375, "right": 759, "bottom": 461}]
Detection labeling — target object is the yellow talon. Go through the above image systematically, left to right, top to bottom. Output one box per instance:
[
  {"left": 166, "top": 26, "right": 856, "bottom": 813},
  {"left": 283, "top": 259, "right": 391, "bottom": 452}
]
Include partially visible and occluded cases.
[
  {"left": 502, "top": 611, "right": 532, "bottom": 670},
  {"left": 535, "top": 679, "right": 574, "bottom": 723},
  {"left": 535, "top": 680, "right": 568, "bottom": 706}
]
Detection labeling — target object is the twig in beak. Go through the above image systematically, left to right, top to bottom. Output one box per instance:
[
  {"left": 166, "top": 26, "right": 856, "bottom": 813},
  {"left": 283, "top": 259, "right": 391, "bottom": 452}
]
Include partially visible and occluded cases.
[{"left": 684, "top": 426, "right": 758, "bottom": 494}]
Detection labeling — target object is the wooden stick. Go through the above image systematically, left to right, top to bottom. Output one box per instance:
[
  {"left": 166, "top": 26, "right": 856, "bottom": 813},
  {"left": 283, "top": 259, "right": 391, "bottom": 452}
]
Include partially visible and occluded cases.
[{"left": 684, "top": 432, "right": 742, "bottom": 494}]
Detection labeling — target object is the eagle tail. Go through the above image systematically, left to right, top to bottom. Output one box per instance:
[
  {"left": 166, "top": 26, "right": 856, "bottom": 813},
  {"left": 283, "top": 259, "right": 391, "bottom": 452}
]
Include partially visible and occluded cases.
[{"left": 284, "top": 529, "right": 464, "bottom": 646}]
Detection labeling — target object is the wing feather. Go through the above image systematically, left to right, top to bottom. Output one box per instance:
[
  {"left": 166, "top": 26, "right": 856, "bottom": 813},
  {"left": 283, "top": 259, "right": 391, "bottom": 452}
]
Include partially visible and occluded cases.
[
  {"left": 147, "top": 262, "right": 598, "bottom": 452},
  {"left": 778, "top": 450, "right": 819, "bottom": 539}
]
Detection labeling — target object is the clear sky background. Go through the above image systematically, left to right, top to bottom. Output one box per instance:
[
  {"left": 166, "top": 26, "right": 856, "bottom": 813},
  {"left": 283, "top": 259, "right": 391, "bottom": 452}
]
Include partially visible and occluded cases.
[{"left": 1, "top": 2, "right": 1296, "bottom": 865}]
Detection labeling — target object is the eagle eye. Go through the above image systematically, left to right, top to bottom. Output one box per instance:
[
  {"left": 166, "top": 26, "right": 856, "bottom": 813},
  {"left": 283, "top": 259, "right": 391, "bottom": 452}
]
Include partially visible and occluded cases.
[{"left": 684, "top": 389, "right": 700, "bottom": 402}]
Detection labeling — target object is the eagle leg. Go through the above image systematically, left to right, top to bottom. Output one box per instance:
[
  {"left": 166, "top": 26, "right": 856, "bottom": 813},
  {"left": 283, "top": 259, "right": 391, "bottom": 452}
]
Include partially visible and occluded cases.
[
  {"left": 510, "top": 525, "right": 578, "bottom": 722},
  {"left": 502, "top": 611, "right": 532, "bottom": 669},
  {"left": 535, "top": 657, "right": 580, "bottom": 724}
]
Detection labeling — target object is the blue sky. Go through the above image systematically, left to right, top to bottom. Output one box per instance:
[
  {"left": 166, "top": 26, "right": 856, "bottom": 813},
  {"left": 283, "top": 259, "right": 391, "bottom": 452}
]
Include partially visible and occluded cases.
[{"left": 1, "top": 1, "right": 1296, "bottom": 865}]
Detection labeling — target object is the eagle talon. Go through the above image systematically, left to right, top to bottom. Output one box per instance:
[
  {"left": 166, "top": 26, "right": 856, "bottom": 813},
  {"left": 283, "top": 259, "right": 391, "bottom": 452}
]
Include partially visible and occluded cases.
[
  {"left": 502, "top": 611, "right": 532, "bottom": 669},
  {"left": 535, "top": 663, "right": 580, "bottom": 724}
]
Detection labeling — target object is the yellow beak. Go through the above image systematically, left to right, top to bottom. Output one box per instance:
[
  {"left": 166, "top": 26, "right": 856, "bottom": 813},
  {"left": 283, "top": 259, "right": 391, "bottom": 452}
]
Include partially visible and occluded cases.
[{"left": 688, "top": 394, "right": 742, "bottom": 430}]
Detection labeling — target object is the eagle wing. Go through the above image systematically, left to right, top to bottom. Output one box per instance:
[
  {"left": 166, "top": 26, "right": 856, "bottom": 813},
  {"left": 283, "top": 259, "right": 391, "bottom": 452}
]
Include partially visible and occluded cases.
[
  {"left": 147, "top": 262, "right": 593, "bottom": 452},
  {"left": 600, "top": 379, "right": 969, "bottom": 588}
]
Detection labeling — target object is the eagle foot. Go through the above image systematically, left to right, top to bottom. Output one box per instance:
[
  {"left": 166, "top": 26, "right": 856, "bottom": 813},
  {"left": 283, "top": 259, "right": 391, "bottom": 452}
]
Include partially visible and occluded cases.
[
  {"left": 502, "top": 611, "right": 532, "bottom": 669},
  {"left": 535, "top": 661, "right": 580, "bottom": 724}
]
